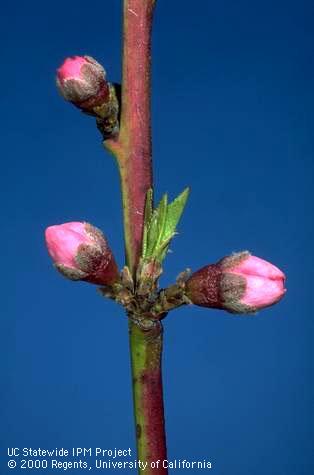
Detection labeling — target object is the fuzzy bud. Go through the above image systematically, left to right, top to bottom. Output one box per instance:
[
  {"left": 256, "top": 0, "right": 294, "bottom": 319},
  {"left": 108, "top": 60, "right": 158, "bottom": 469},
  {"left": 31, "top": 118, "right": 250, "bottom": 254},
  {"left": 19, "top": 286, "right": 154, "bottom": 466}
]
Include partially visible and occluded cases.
[
  {"left": 56, "top": 55, "right": 110, "bottom": 111},
  {"left": 56, "top": 55, "right": 119, "bottom": 137},
  {"left": 45, "top": 222, "right": 119, "bottom": 286},
  {"left": 185, "top": 251, "right": 286, "bottom": 314}
]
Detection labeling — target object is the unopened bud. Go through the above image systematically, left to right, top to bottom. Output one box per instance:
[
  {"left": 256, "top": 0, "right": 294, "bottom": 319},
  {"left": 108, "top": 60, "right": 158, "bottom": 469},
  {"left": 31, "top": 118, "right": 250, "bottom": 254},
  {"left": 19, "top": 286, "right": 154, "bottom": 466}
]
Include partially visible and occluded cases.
[
  {"left": 56, "top": 55, "right": 119, "bottom": 137},
  {"left": 56, "top": 56, "right": 109, "bottom": 109},
  {"left": 45, "top": 222, "right": 119, "bottom": 286},
  {"left": 185, "top": 251, "right": 286, "bottom": 314}
]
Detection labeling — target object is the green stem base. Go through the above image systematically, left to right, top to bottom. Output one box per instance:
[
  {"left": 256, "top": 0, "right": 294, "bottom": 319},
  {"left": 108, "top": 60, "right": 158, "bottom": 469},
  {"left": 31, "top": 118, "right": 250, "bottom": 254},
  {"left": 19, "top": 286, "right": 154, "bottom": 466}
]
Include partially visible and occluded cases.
[{"left": 129, "top": 320, "right": 168, "bottom": 474}]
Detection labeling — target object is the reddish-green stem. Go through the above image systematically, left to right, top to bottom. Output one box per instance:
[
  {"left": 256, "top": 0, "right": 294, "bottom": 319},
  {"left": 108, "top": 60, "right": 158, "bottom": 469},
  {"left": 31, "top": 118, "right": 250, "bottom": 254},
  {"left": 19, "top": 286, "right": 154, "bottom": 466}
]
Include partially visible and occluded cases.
[
  {"left": 108, "top": 0, "right": 154, "bottom": 275},
  {"left": 105, "top": 1, "right": 168, "bottom": 473},
  {"left": 129, "top": 322, "right": 167, "bottom": 474}
]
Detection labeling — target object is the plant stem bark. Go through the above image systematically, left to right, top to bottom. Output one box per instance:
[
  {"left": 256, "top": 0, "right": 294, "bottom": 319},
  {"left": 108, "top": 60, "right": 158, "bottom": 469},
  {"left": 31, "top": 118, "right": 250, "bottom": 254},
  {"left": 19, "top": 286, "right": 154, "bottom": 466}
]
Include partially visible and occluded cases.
[
  {"left": 109, "top": 0, "right": 155, "bottom": 276},
  {"left": 105, "top": 1, "right": 168, "bottom": 473},
  {"left": 129, "top": 321, "right": 167, "bottom": 474}
]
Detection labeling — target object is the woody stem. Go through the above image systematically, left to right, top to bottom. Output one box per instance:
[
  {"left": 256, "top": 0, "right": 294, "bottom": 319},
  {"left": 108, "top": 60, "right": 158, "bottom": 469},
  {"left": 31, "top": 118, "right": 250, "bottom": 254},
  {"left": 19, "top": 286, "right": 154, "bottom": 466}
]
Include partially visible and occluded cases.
[{"left": 105, "top": 1, "right": 168, "bottom": 473}]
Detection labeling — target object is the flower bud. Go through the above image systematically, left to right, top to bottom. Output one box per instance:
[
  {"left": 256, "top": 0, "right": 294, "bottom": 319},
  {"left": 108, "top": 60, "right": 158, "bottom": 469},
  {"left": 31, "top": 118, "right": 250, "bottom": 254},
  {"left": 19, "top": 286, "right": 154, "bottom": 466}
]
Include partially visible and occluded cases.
[
  {"left": 56, "top": 55, "right": 119, "bottom": 137},
  {"left": 56, "top": 55, "right": 110, "bottom": 110},
  {"left": 45, "top": 222, "right": 119, "bottom": 286},
  {"left": 185, "top": 251, "right": 286, "bottom": 314}
]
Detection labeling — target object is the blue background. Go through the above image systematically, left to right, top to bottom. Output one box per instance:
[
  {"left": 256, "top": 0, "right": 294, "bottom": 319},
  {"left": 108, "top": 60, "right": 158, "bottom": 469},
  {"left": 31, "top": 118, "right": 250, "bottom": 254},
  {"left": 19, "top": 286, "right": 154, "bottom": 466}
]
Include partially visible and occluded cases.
[{"left": 1, "top": 0, "right": 313, "bottom": 473}]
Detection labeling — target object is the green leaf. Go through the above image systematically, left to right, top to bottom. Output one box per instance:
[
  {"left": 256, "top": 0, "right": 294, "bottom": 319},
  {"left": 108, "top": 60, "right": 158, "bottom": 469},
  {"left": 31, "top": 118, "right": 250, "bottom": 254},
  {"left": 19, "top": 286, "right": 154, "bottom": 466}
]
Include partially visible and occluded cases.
[
  {"left": 142, "top": 187, "right": 190, "bottom": 263},
  {"left": 142, "top": 188, "right": 153, "bottom": 258},
  {"left": 144, "top": 188, "right": 153, "bottom": 223},
  {"left": 163, "top": 188, "right": 190, "bottom": 242},
  {"left": 155, "top": 193, "right": 168, "bottom": 248},
  {"left": 145, "top": 194, "right": 168, "bottom": 258},
  {"left": 145, "top": 208, "right": 158, "bottom": 258},
  {"left": 155, "top": 235, "right": 174, "bottom": 262}
]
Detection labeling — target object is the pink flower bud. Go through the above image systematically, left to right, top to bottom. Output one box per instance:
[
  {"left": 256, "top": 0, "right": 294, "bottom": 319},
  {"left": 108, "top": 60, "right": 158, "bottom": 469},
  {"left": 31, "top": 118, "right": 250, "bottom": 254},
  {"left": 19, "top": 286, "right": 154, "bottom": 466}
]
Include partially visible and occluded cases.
[
  {"left": 56, "top": 56, "right": 109, "bottom": 112},
  {"left": 45, "top": 222, "right": 119, "bottom": 286},
  {"left": 185, "top": 251, "right": 286, "bottom": 314}
]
